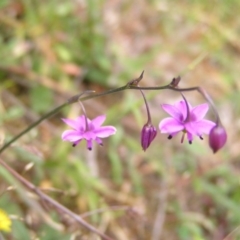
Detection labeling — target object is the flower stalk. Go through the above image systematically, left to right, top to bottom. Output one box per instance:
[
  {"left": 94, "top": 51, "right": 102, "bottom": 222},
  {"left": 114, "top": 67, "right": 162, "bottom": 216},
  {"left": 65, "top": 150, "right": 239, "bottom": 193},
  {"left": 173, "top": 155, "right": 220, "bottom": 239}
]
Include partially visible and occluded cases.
[{"left": 139, "top": 89, "right": 157, "bottom": 151}]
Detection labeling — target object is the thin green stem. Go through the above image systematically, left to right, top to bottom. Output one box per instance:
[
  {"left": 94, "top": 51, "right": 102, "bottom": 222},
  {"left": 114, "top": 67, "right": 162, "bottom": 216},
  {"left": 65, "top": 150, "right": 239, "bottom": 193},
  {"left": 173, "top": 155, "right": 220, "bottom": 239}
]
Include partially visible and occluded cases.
[
  {"left": 79, "top": 85, "right": 128, "bottom": 101},
  {"left": 139, "top": 89, "right": 152, "bottom": 124},
  {"left": 0, "top": 102, "right": 68, "bottom": 154}
]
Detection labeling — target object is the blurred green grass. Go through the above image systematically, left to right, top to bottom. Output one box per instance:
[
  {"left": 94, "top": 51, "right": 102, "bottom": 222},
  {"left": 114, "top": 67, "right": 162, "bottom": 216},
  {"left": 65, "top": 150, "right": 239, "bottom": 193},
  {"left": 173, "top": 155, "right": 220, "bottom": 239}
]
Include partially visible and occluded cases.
[{"left": 0, "top": 0, "right": 240, "bottom": 239}]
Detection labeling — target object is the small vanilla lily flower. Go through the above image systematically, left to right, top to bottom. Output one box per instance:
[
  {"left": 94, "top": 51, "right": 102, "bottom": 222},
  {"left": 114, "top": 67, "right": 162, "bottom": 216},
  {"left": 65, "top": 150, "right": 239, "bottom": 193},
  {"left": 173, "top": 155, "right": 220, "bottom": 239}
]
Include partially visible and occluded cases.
[
  {"left": 159, "top": 100, "right": 216, "bottom": 143},
  {"left": 61, "top": 115, "right": 116, "bottom": 150}
]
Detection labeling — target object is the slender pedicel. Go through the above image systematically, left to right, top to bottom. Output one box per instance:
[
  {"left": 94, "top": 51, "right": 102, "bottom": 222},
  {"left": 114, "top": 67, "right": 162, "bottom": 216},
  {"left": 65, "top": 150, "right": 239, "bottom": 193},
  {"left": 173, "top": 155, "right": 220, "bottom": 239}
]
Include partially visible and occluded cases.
[
  {"left": 138, "top": 87, "right": 157, "bottom": 151},
  {"left": 181, "top": 93, "right": 190, "bottom": 123},
  {"left": 78, "top": 100, "right": 89, "bottom": 131}
]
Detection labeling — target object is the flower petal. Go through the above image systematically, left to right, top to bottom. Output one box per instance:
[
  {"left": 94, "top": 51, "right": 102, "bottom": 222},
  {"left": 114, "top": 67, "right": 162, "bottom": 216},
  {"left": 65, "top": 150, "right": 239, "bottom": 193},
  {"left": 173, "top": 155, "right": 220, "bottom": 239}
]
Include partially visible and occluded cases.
[
  {"left": 175, "top": 100, "right": 192, "bottom": 111},
  {"left": 175, "top": 101, "right": 192, "bottom": 121},
  {"left": 191, "top": 103, "right": 209, "bottom": 121},
  {"left": 161, "top": 104, "right": 182, "bottom": 121},
  {"left": 75, "top": 115, "right": 88, "bottom": 131},
  {"left": 91, "top": 115, "right": 106, "bottom": 128},
  {"left": 159, "top": 117, "right": 184, "bottom": 134},
  {"left": 61, "top": 118, "right": 79, "bottom": 129},
  {"left": 186, "top": 120, "right": 216, "bottom": 137},
  {"left": 193, "top": 120, "right": 216, "bottom": 135},
  {"left": 94, "top": 126, "right": 117, "bottom": 138},
  {"left": 62, "top": 130, "right": 83, "bottom": 142},
  {"left": 82, "top": 131, "right": 96, "bottom": 140},
  {"left": 168, "top": 131, "right": 179, "bottom": 137},
  {"left": 187, "top": 131, "right": 194, "bottom": 142},
  {"left": 95, "top": 137, "right": 103, "bottom": 146},
  {"left": 72, "top": 139, "right": 82, "bottom": 147},
  {"left": 87, "top": 140, "right": 93, "bottom": 150}
]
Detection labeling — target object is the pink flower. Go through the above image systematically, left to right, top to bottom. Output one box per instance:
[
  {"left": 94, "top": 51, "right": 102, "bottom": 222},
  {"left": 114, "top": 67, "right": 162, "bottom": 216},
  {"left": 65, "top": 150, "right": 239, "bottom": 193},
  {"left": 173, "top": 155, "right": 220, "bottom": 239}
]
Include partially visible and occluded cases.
[
  {"left": 159, "top": 101, "right": 216, "bottom": 143},
  {"left": 61, "top": 115, "right": 116, "bottom": 150}
]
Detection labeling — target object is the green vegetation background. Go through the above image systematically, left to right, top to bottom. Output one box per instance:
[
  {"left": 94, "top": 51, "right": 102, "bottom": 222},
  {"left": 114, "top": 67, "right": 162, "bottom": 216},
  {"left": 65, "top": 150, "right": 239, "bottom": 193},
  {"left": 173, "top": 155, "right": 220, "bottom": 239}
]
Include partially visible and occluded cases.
[{"left": 0, "top": 0, "right": 239, "bottom": 239}]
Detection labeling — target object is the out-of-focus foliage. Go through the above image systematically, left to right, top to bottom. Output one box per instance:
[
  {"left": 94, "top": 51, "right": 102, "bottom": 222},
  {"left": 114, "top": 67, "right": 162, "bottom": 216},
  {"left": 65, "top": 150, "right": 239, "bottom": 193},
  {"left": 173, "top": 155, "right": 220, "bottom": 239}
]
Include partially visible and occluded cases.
[{"left": 0, "top": 0, "right": 239, "bottom": 239}]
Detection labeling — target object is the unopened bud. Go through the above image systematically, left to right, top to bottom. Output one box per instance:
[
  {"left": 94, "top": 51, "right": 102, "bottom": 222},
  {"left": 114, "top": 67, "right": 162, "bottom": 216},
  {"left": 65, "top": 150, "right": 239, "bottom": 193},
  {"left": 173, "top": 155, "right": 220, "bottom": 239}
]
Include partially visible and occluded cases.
[
  {"left": 141, "top": 123, "right": 157, "bottom": 151},
  {"left": 209, "top": 125, "right": 227, "bottom": 153}
]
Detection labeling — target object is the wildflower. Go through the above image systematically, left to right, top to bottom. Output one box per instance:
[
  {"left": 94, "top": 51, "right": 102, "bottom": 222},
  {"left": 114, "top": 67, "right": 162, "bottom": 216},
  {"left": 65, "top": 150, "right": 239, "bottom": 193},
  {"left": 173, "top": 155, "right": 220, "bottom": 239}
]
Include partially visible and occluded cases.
[
  {"left": 159, "top": 100, "right": 216, "bottom": 143},
  {"left": 62, "top": 115, "right": 116, "bottom": 150},
  {"left": 141, "top": 123, "right": 157, "bottom": 151},
  {"left": 209, "top": 125, "right": 227, "bottom": 153},
  {"left": 0, "top": 209, "right": 11, "bottom": 232}
]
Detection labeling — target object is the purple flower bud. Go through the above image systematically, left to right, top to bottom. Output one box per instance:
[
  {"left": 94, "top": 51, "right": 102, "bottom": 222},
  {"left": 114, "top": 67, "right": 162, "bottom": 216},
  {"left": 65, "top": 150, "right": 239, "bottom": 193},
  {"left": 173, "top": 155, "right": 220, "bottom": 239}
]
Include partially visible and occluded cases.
[
  {"left": 141, "top": 123, "right": 157, "bottom": 151},
  {"left": 209, "top": 125, "right": 227, "bottom": 153}
]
